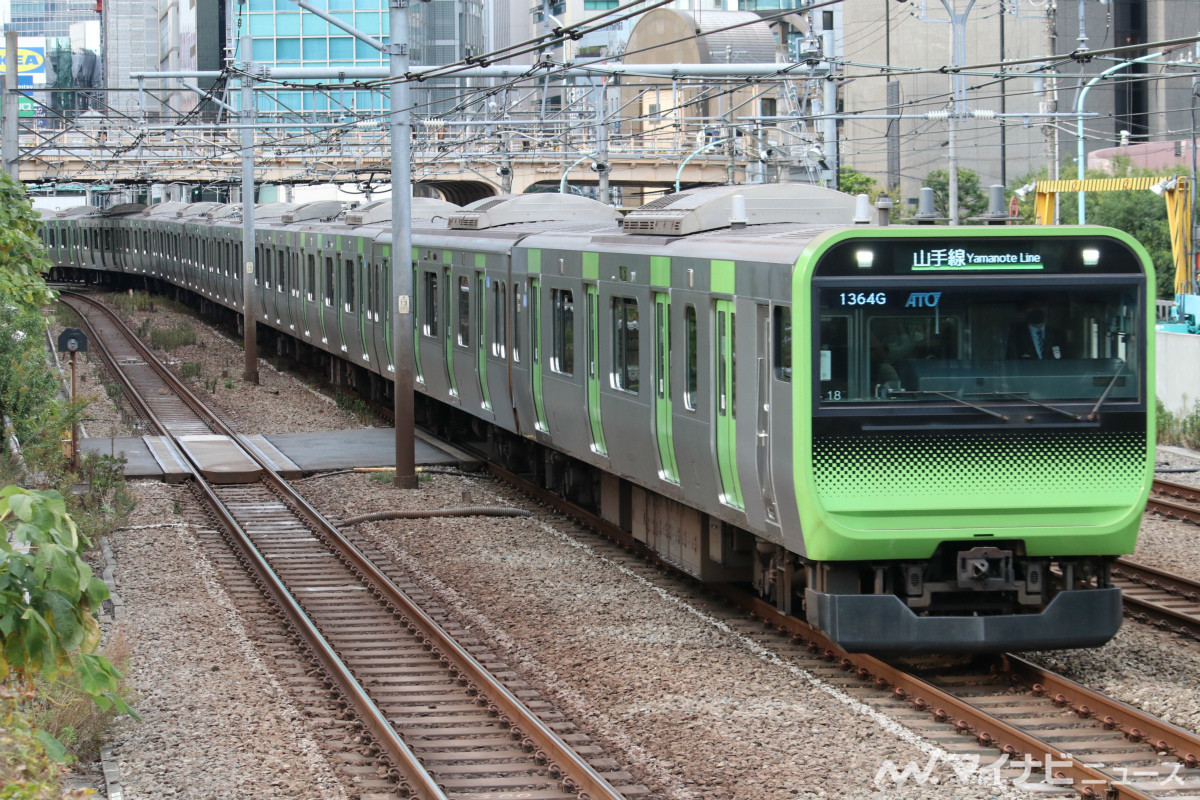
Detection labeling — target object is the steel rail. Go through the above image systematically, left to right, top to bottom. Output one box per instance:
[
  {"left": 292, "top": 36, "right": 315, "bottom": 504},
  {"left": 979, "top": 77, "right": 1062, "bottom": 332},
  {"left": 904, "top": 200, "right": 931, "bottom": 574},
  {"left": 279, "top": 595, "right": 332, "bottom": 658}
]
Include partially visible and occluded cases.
[
  {"left": 66, "top": 290, "right": 626, "bottom": 800},
  {"left": 59, "top": 291, "right": 225, "bottom": 434},
  {"left": 60, "top": 291, "right": 447, "bottom": 797},
  {"left": 59, "top": 292, "right": 168, "bottom": 434},
  {"left": 482, "top": 460, "right": 1189, "bottom": 799},
  {"left": 192, "top": 477, "right": 447, "bottom": 800},
  {"left": 1152, "top": 478, "right": 1200, "bottom": 505},
  {"left": 1113, "top": 558, "right": 1200, "bottom": 640},
  {"left": 729, "top": 595, "right": 1167, "bottom": 800}
]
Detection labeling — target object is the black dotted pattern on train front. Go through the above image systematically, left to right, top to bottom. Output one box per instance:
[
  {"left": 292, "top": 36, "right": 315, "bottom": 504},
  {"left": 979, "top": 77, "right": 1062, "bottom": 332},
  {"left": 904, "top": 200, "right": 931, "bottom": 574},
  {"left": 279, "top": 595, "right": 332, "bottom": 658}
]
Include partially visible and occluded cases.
[{"left": 811, "top": 430, "right": 1147, "bottom": 503}]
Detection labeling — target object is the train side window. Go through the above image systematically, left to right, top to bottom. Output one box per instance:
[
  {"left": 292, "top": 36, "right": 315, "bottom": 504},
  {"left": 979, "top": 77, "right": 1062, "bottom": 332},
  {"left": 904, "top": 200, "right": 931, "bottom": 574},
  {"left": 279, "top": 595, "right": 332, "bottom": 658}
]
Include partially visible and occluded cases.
[
  {"left": 263, "top": 248, "right": 272, "bottom": 288},
  {"left": 278, "top": 250, "right": 287, "bottom": 292},
  {"left": 307, "top": 254, "right": 316, "bottom": 301},
  {"left": 324, "top": 257, "right": 335, "bottom": 307},
  {"left": 344, "top": 258, "right": 355, "bottom": 312},
  {"left": 363, "top": 258, "right": 372, "bottom": 318},
  {"left": 378, "top": 258, "right": 388, "bottom": 319},
  {"left": 423, "top": 270, "right": 439, "bottom": 337},
  {"left": 456, "top": 276, "right": 470, "bottom": 347},
  {"left": 492, "top": 281, "right": 507, "bottom": 358},
  {"left": 551, "top": 288, "right": 574, "bottom": 376},
  {"left": 612, "top": 296, "right": 639, "bottom": 393},
  {"left": 685, "top": 304, "right": 698, "bottom": 410},
  {"left": 774, "top": 306, "right": 792, "bottom": 381}
]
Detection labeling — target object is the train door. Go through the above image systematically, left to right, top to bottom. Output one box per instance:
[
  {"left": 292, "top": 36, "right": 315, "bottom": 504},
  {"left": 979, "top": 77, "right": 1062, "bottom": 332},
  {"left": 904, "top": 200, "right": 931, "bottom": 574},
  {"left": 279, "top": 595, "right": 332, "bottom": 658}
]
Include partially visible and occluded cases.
[
  {"left": 320, "top": 237, "right": 338, "bottom": 349},
  {"left": 298, "top": 239, "right": 314, "bottom": 340},
  {"left": 340, "top": 241, "right": 366, "bottom": 363},
  {"left": 376, "top": 244, "right": 392, "bottom": 370},
  {"left": 410, "top": 252, "right": 422, "bottom": 384},
  {"left": 416, "top": 255, "right": 451, "bottom": 397},
  {"left": 444, "top": 263, "right": 458, "bottom": 397},
  {"left": 475, "top": 266, "right": 492, "bottom": 411},
  {"left": 530, "top": 275, "right": 549, "bottom": 433},
  {"left": 585, "top": 278, "right": 606, "bottom": 456},
  {"left": 654, "top": 290, "right": 679, "bottom": 483},
  {"left": 715, "top": 298, "right": 743, "bottom": 509},
  {"left": 755, "top": 304, "right": 777, "bottom": 522}
]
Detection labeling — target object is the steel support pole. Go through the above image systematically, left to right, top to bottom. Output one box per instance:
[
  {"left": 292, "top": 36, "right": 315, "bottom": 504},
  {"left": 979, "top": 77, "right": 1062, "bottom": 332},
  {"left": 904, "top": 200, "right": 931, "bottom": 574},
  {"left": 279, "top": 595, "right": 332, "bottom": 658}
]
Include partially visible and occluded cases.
[
  {"left": 390, "top": 0, "right": 417, "bottom": 489},
  {"left": 2, "top": 30, "right": 19, "bottom": 180},
  {"left": 822, "top": 31, "right": 838, "bottom": 189},
  {"left": 240, "top": 36, "right": 259, "bottom": 384},
  {"left": 1075, "top": 52, "right": 1161, "bottom": 224},
  {"left": 596, "top": 81, "right": 609, "bottom": 206}
]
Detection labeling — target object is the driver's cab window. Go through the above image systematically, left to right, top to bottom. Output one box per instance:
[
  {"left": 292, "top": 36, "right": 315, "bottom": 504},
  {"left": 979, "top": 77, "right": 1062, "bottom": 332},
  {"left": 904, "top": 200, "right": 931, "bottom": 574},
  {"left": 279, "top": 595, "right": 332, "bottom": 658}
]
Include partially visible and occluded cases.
[{"left": 819, "top": 317, "right": 849, "bottom": 401}]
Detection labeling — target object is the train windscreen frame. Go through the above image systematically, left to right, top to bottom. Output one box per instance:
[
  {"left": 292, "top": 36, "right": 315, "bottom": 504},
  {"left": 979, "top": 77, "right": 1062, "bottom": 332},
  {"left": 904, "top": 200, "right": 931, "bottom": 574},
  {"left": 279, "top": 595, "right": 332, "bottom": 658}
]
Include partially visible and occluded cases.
[{"left": 809, "top": 234, "right": 1147, "bottom": 413}]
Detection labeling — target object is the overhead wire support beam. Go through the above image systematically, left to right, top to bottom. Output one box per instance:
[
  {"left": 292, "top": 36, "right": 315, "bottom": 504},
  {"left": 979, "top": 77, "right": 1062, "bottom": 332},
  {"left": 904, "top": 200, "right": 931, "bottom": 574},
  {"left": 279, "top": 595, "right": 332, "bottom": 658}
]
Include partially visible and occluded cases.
[
  {"left": 131, "top": 63, "right": 838, "bottom": 82},
  {"left": 182, "top": 82, "right": 239, "bottom": 115}
]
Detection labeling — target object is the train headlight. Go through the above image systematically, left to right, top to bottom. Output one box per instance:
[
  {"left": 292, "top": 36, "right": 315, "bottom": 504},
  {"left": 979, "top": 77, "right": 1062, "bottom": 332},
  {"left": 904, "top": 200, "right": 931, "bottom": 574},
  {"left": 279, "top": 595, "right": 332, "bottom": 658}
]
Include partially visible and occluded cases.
[
  {"left": 1081, "top": 248, "right": 1100, "bottom": 267},
  {"left": 855, "top": 249, "right": 874, "bottom": 269}
]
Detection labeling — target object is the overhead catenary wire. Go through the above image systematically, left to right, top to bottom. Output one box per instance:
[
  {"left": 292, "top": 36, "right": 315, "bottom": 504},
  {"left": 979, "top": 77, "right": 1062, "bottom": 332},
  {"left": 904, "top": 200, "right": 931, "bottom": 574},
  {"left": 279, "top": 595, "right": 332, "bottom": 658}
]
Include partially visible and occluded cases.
[{"left": 23, "top": 4, "right": 1200, "bottom": 191}]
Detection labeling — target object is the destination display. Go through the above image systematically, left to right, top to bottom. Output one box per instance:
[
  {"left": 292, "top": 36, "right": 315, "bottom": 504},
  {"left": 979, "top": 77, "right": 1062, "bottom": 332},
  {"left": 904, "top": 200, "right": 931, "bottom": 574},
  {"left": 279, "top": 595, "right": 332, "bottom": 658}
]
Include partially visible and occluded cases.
[{"left": 813, "top": 236, "right": 1140, "bottom": 277}]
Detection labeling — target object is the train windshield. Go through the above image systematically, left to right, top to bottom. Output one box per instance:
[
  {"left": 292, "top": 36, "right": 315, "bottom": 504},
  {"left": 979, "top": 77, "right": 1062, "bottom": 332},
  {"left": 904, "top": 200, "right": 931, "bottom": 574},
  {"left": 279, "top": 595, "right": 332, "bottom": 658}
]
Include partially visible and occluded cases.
[{"left": 815, "top": 284, "right": 1142, "bottom": 408}]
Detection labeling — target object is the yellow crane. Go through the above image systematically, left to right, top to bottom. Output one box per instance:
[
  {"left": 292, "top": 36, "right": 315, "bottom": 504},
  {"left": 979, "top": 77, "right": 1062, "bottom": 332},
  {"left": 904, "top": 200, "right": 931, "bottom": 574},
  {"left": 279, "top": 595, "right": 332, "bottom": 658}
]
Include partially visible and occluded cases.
[{"left": 1029, "top": 177, "right": 1193, "bottom": 295}]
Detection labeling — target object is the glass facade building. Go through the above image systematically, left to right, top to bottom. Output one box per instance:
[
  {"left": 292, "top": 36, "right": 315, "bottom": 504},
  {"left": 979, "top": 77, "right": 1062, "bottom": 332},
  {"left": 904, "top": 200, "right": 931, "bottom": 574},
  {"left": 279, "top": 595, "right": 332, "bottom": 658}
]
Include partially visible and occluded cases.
[
  {"left": 7, "top": 0, "right": 96, "bottom": 36},
  {"left": 238, "top": 0, "right": 484, "bottom": 116}
]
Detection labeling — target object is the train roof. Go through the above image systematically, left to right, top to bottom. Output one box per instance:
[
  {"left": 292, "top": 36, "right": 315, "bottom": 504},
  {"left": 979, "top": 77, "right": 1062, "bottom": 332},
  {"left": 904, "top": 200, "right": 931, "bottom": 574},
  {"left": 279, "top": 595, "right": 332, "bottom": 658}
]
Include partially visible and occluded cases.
[
  {"left": 448, "top": 193, "right": 620, "bottom": 231},
  {"left": 346, "top": 197, "right": 460, "bottom": 227}
]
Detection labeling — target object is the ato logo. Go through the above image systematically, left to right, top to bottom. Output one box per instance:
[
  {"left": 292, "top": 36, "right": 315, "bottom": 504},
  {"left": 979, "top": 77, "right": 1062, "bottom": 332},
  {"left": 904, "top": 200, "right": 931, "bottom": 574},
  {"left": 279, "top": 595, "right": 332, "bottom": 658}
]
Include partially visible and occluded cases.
[{"left": 905, "top": 292, "right": 942, "bottom": 308}]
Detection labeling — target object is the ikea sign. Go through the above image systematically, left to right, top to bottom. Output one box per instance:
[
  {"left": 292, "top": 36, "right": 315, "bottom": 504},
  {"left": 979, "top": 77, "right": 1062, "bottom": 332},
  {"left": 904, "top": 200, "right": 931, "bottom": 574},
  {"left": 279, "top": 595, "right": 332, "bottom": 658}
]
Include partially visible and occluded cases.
[{"left": 0, "top": 47, "right": 47, "bottom": 77}]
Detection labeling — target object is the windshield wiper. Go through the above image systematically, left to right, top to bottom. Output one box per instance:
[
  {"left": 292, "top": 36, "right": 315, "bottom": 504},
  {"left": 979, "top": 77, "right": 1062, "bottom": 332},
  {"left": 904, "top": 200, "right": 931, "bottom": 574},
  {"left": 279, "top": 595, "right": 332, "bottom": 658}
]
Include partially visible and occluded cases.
[
  {"left": 1088, "top": 364, "right": 1125, "bottom": 421},
  {"left": 888, "top": 390, "right": 1009, "bottom": 421},
  {"left": 971, "top": 392, "right": 1083, "bottom": 421}
]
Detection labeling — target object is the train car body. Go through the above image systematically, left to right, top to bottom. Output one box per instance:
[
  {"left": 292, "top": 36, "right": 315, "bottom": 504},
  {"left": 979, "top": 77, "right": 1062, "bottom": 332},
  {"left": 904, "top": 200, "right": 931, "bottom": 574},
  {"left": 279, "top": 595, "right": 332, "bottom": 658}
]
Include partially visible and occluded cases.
[{"left": 40, "top": 183, "right": 1155, "bottom": 653}]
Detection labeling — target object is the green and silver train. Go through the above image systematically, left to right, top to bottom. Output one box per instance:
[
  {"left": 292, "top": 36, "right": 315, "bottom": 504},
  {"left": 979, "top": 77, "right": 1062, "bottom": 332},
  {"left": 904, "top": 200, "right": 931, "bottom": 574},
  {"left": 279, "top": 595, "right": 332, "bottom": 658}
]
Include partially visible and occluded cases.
[{"left": 41, "top": 183, "right": 1155, "bottom": 652}]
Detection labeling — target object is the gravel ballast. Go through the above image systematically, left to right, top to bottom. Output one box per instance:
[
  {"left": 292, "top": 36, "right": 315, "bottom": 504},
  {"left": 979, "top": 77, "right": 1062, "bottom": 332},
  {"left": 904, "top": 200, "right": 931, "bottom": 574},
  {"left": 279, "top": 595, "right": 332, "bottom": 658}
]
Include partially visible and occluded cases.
[{"left": 54, "top": 293, "right": 1197, "bottom": 799}]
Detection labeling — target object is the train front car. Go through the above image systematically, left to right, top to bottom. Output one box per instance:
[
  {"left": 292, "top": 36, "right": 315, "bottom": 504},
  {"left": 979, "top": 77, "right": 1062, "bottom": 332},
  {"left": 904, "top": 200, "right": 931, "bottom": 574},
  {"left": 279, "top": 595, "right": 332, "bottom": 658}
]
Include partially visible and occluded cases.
[{"left": 799, "top": 227, "right": 1154, "bottom": 653}]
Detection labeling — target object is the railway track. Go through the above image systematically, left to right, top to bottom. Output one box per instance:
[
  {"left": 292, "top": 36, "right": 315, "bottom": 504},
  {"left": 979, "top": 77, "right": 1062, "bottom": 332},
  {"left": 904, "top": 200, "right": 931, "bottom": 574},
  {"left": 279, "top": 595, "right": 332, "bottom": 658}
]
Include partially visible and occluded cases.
[
  {"left": 67, "top": 288, "right": 1200, "bottom": 798},
  {"left": 61, "top": 291, "right": 644, "bottom": 800},
  {"left": 483, "top": 462, "right": 1200, "bottom": 798},
  {"left": 1149, "top": 478, "right": 1200, "bottom": 525}
]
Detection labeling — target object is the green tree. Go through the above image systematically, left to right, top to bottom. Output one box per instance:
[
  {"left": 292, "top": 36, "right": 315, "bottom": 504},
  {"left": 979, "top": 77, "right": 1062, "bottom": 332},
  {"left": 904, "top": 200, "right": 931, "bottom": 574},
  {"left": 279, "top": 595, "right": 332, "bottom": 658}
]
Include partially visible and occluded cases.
[
  {"left": 838, "top": 165, "right": 882, "bottom": 199},
  {"left": 923, "top": 167, "right": 988, "bottom": 220},
  {"left": 0, "top": 173, "right": 56, "bottom": 308}
]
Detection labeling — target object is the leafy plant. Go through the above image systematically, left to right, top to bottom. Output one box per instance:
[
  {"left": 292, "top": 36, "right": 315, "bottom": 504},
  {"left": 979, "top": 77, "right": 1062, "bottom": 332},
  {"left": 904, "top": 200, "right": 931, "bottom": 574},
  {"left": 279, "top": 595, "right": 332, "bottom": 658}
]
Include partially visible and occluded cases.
[
  {"left": 180, "top": 361, "right": 203, "bottom": 381},
  {"left": 335, "top": 390, "right": 373, "bottom": 425},
  {"left": 0, "top": 487, "right": 135, "bottom": 720},
  {"left": 0, "top": 684, "right": 86, "bottom": 797}
]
